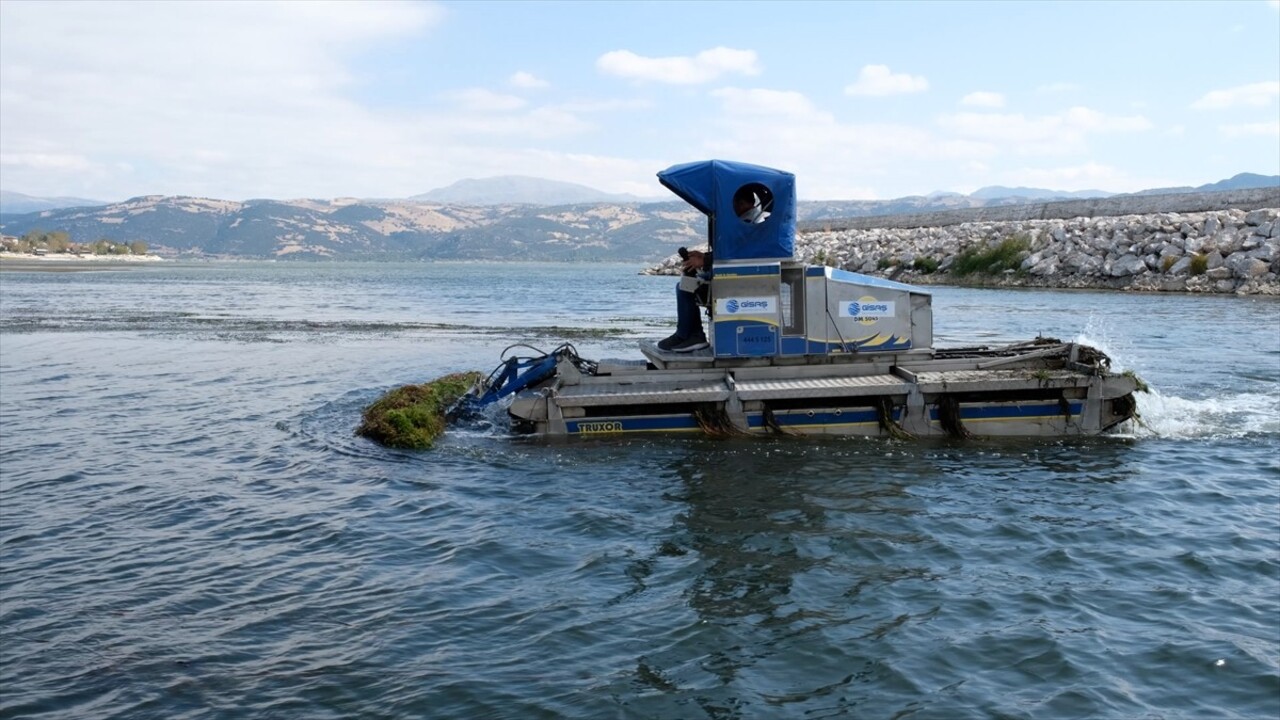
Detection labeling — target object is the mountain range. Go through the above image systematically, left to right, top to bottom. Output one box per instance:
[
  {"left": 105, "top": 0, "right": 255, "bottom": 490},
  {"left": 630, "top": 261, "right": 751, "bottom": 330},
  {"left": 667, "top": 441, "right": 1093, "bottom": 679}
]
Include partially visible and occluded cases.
[
  {"left": 1, "top": 173, "right": 1275, "bottom": 262},
  {"left": 0, "top": 190, "right": 111, "bottom": 215}
]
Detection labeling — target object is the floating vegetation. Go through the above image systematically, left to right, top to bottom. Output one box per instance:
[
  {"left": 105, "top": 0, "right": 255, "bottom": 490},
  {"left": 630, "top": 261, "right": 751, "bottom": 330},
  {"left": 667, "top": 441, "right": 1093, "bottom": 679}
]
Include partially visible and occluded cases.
[
  {"left": 1122, "top": 369, "right": 1151, "bottom": 393},
  {"left": 357, "top": 371, "right": 482, "bottom": 449}
]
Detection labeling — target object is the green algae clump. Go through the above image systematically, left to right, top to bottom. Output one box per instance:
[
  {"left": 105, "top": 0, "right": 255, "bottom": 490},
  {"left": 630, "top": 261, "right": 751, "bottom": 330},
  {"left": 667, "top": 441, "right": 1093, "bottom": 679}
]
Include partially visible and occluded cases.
[{"left": 357, "top": 371, "right": 482, "bottom": 449}]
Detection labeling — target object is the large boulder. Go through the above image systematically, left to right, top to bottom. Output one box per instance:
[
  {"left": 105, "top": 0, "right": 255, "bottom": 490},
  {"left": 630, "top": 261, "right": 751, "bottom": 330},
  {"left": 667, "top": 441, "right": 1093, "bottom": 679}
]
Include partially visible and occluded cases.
[
  {"left": 1245, "top": 209, "right": 1278, "bottom": 227},
  {"left": 1217, "top": 229, "right": 1244, "bottom": 255},
  {"left": 1247, "top": 240, "right": 1279, "bottom": 263},
  {"left": 1064, "top": 251, "right": 1102, "bottom": 275},
  {"left": 1225, "top": 252, "right": 1271, "bottom": 279},
  {"left": 1109, "top": 254, "right": 1148, "bottom": 277},
  {"left": 1029, "top": 257, "right": 1060, "bottom": 276}
]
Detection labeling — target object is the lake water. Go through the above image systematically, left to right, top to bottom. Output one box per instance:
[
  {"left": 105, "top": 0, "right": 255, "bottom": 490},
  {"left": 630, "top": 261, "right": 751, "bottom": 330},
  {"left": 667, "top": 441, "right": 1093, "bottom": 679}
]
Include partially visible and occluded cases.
[{"left": 1, "top": 261, "right": 1277, "bottom": 719}]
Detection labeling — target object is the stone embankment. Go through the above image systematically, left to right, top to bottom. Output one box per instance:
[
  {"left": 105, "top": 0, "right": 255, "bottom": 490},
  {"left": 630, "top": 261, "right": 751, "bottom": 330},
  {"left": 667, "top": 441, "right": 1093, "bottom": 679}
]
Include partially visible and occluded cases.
[
  {"left": 798, "top": 187, "right": 1280, "bottom": 233},
  {"left": 650, "top": 193, "right": 1280, "bottom": 296}
]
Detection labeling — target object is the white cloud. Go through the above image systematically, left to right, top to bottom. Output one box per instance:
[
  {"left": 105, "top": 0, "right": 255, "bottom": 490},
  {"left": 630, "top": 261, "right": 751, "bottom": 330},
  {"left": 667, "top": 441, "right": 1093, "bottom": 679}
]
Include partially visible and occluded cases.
[
  {"left": 0, "top": 0, "right": 451, "bottom": 198},
  {"left": 0, "top": 1, "right": 599, "bottom": 198},
  {"left": 0, "top": 1, "right": 1268, "bottom": 205},
  {"left": 596, "top": 47, "right": 760, "bottom": 85},
  {"left": 844, "top": 65, "right": 928, "bottom": 97},
  {"left": 509, "top": 71, "right": 549, "bottom": 89},
  {"left": 1190, "top": 81, "right": 1280, "bottom": 110},
  {"left": 449, "top": 88, "right": 528, "bottom": 112},
  {"left": 709, "top": 88, "right": 818, "bottom": 118},
  {"left": 701, "top": 89, "right": 994, "bottom": 199},
  {"left": 961, "top": 91, "right": 1005, "bottom": 108},
  {"left": 421, "top": 104, "right": 590, "bottom": 140},
  {"left": 1061, "top": 106, "right": 1152, "bottom": 132},
  {"left": 937, "top": 107, "right": 1152, "bottom": 155},
  {"left": 1220, "top": 121, "right": 1280, "bottom": 138},
  {"left": 528, "top": 151, "right": 666, "bottom": 198},
  {"left": 0, "top": 153, "right": 94, "bottom": 171},
  {"left": 998, "top": 162, "right": 1173, "bottom": 193}
]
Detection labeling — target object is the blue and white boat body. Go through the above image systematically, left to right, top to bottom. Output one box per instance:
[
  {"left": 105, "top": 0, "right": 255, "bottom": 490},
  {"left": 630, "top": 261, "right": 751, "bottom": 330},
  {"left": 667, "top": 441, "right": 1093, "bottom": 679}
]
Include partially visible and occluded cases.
[{"left": 477, "top": 160, "right": 1139, "bottom": 439}]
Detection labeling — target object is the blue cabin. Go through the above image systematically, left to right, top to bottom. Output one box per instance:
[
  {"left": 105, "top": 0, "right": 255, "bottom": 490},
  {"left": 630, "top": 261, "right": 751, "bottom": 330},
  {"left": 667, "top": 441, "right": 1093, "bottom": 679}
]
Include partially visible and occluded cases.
[{"left": 657, "top": 160, "right": 934, "bottom": 360}]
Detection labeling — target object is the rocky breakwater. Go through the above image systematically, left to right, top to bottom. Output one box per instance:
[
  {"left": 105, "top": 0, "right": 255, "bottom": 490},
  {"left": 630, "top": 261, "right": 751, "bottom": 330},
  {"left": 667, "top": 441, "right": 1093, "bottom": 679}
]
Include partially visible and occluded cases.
[{"left": 649, "top": 207, "right": 1280, "bottom": 295}]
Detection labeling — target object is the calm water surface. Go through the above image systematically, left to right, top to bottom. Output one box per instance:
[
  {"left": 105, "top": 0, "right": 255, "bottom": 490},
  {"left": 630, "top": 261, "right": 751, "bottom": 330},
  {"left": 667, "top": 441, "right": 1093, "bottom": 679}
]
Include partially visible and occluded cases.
[{"left": 1, "top": 261, "right": 1277, "bottom": 719}]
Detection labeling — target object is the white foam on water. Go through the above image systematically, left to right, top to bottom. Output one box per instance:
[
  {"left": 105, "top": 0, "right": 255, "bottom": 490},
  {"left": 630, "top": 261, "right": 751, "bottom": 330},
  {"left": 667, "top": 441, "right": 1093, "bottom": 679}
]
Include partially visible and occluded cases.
[
  {"left": 1074, "top": 317, "right": 1279, "bottom": 440},
  {"left": 1128, "top": 388, "right": 1280, "bottom": 439}
]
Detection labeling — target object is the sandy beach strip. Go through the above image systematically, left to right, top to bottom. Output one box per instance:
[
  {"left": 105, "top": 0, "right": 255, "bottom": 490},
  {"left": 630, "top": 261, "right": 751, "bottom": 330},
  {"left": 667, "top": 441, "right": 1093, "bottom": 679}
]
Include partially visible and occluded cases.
[{"left": 0, "top": 252, "right": 165, "bottom": 272}]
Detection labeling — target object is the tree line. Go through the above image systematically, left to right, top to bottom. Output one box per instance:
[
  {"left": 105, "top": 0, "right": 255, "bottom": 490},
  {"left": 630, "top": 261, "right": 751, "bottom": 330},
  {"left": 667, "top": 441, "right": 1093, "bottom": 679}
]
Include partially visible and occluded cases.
[{"left": 0, "top": 230, "right": 148, "bottom": 256}]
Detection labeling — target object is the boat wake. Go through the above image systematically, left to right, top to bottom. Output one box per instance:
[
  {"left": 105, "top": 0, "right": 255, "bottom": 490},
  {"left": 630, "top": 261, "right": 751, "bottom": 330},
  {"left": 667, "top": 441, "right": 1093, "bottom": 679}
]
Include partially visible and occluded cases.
[
  {"left": 1075, "top": 323, "right": 1278, "bottom": 441},
  {"left": 1129, "top": 389, "right": 1279, "bottom": 439}
]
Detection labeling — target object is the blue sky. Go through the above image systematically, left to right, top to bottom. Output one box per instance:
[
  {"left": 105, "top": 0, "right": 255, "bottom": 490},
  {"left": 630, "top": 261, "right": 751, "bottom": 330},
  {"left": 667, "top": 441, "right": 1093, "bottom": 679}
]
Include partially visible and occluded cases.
[{"left": 1, "top": 0, "right": 1277, "bottom": 202}]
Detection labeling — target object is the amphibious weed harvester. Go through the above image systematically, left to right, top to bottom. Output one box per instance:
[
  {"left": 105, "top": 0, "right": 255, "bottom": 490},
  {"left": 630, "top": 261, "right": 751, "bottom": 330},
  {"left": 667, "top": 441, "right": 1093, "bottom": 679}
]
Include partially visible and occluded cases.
[{"left": 451, "top": 160, "right": 1139, "bottom": 439}]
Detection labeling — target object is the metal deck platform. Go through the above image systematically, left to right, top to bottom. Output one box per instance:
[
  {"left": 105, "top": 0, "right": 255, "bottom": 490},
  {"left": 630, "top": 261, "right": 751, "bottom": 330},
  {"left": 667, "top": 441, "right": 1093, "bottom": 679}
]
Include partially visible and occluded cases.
[
  {"left": 638, "top": 340, "right": 717, "bottom": 369},
  {"left": 914, "top": 369, "right": 1092, "bottom": 393},
  {"left": 734, "top": 374, "right": 910, "bottom": 400},
  {"left": 554, "top": 379, "right": 730, "bottom": 407}
]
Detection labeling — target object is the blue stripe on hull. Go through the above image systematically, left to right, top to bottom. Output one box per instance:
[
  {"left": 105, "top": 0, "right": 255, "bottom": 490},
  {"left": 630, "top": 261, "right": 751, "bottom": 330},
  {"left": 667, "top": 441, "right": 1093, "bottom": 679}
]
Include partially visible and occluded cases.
[
  {"left": 561, "top": 402, "right": 1083, "bottom": 435},
  {"left": 928, "top": 402, "right": 1083, "bottom": 421},
  {"left": 751, "top": 409, "right": 882, "bottom": 428}
]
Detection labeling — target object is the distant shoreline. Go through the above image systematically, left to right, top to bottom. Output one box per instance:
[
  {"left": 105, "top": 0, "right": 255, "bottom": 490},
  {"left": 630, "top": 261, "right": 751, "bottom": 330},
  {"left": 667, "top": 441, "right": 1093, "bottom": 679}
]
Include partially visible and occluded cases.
[{"left": 0, "top": 252, "right": 164, "bottom": 271}]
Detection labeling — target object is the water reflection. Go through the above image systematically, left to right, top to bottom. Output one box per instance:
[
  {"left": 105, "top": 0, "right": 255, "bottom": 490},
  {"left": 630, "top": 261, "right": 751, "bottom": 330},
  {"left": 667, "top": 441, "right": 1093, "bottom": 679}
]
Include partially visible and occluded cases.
[
  {"left": 628, "top": 440, "right": 940, "bottom": 717},
  {"left": 675, "top": 450, "right": 823, "bottom": 622}
]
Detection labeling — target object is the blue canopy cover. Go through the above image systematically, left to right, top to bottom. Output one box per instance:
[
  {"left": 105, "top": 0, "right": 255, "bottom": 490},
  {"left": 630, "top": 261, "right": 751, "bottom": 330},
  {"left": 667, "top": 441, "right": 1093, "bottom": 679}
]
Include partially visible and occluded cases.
[{"left": 657, "top": 160, "right": 796, "bottom": 263}]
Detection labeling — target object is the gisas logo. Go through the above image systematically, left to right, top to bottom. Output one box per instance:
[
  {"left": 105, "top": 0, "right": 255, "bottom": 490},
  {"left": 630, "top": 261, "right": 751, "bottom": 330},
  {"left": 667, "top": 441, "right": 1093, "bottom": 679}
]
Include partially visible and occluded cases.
[
  {"left": 839, "top": 297, "right": 894, "bottom": 323},
  {"left": 726, "top": 299, "right": 739, "bottom": 313}
]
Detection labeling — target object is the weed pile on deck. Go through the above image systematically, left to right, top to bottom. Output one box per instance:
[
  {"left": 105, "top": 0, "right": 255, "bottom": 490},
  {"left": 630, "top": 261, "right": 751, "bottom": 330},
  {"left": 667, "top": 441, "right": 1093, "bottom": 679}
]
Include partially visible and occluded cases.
[{"left": 357, "top": 371, "right": 482, "bottom": 449}]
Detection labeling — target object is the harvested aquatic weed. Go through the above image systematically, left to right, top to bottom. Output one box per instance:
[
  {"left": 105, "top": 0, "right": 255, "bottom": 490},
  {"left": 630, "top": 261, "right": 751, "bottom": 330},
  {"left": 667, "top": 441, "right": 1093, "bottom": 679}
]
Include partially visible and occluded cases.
[{"left": 357, "top": 371, "right": 481, "bottom": 449}]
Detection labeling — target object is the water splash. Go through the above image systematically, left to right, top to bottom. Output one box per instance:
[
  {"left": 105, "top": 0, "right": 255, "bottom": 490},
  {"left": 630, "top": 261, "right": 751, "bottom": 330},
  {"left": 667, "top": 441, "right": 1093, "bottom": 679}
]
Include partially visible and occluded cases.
[
  {"left": 1074, "top": 313, "right": 1140, "bottom": 375},
  {"left": 1075, "top": 314, "right": 1279, "bottom": 440},
  {"left": 1129, "top": 388, "right": 1280, "bottom": 439},
  {"left": 445, "top": 397, "right": 518, "bottom": 439}
]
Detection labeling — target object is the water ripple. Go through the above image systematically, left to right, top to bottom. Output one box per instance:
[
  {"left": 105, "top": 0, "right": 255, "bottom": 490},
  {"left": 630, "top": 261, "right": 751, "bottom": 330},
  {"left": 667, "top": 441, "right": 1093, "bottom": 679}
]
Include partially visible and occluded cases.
[{"left": 2, "top": 265, "right": 1277, "bottom": 719}]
